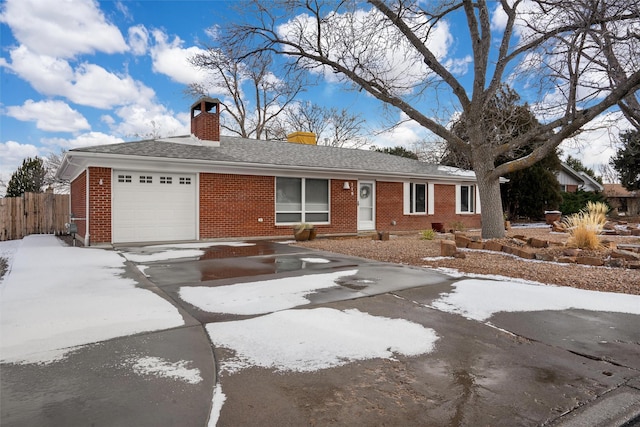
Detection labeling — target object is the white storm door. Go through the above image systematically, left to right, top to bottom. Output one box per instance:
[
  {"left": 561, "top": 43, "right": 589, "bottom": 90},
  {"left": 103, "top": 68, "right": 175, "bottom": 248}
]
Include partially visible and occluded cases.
[
  {"left": 112, "top": 171, "right": 197, "bottom": 243},
  {"left": 358, "top": 181, "right": 375, "bottom": 230}
]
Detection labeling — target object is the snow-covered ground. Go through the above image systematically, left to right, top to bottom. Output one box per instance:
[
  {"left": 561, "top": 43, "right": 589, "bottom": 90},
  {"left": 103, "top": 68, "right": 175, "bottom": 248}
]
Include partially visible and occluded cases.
[{"left": 0, "top": 235, "right": 184, "bottom": 364}]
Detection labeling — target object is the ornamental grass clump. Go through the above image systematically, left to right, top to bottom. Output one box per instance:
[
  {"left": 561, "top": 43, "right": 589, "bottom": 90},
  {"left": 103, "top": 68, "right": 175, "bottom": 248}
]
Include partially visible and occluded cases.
[{"left": 563, "top": 202, "right": 609, "bottom": 250}]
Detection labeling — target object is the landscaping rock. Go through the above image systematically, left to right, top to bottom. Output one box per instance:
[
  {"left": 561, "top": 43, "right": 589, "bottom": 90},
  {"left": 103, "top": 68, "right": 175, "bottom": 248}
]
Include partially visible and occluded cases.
[
  {"left": 552, "top": 221, "right": 566, "bottom": 232},
  {"left": 603, "top": 221, "right": 617, "bottom": 231},
  {"left": 632, "top": 229, "right": 640, "bottom": 236},
  {"left": 455, "top": 233, "right": 471, "bottom": 248},
  {"left": 528, "top": 237, "right": 549, "bottom": 248},
  {"left": 440, "top": 240, "right": 457, "bottom": 257},
  {"left": 484, "top": 240, "right": 503, "bottom": 252},
  {"left": 467, "top": 241, "right": 484, "bottom": 250},
  {"left": 618, "top": 244, "right": 640, "bottom": 253},
  {"left": 502, "top": 246, "right": 515, "bottom": 255},
  {"left": 514, "top": 248, "right": 535, "bottom": 259},
  {"left": 563, "top": 248, "right": 581, "bottom": 257},
  {"left": 611, "top": 249, "right": 640, "bottom": 261},
  {"left": 452, "top": 252, "right": 467, "bottom": 259},
  {"left": 535, "top": 253, "right": 555, "bottom": 262},
  {"left": 576, "top": 256, "right": 604, "bottom": 267},
  {"left": 558, "top": 257, "right": 577, "bottom": 264},
  {"left": 605, "top": 258, "right": 625, "bottom": 268},
  {"left": 627, "top": 261, "right": 640, "bottom": 269}
]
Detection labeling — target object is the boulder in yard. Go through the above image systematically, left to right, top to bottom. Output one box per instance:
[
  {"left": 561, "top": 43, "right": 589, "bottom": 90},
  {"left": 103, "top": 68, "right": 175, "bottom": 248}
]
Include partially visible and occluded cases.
[
  {"left": 552, "top": 221, "right": 566, "bottom": 232},
  {"left": 603, "top": 221, "right": 617, "bottom": 231},
  {"left": 632, "top": 229, "right": 640, "bottom": 236},
  {"left": 455, "top": 233, "right": 471, "bottom": 248},
  {"left": 528, "top": 237, "right": 549, "bottom": 248},
  {"left": 440, "top": 240, "right": 458, "bottom": 257},
  {"left": 484, "top": 240, "right": 503, "bottom": 252},
  {"left": 467, "top": 241, "right": 484, "bottom": 250},
  {"left": 514, "top": 248, "right": 535, "bottom": 259},
  {"left": 563, "top": 248, "right": 581, "bottom": 257},
  {"left": 611, "top": 249, "right": 640, "bottom": 261},
  {"left": 453, "top": 252, "right": 467, "bottom": 259},
  {"left": 535, "top": 253, "right": 555, "bottom": 262},
  {"left": 558, "top": 256, "right": 577, "bottom": 264},
  {"left": 576, "top": 256, "right": 604, "bottom": 266},
  {"left": 605, "top": 258, "right": 625, "bottom": 268},
  {"left": 627, "top": 261, "right": 640, "bottom": 269}
]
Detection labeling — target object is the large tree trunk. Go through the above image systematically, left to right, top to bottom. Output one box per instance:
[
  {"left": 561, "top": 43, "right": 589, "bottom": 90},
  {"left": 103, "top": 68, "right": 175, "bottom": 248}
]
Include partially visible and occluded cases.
[{"left": 472, "top": 146, "right": 506, "bottom": 239}]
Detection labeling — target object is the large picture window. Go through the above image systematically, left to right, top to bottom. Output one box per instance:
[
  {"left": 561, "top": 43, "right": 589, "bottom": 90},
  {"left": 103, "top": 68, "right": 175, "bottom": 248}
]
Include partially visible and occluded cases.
[{"left": 276, "top": 177, "right": 329, "bottom": 223}]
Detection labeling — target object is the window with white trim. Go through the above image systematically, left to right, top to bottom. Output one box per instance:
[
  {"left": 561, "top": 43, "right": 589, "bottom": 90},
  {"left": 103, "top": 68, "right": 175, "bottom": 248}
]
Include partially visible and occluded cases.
[
  {"left": 275, "top": 177, "right": 329, "bottom": 224},
  {"left": 409, "top": 182, "right": 426, "bottom": 213},
  {"left": 458, "top": 184, "right": 475, "bottom": 213}
]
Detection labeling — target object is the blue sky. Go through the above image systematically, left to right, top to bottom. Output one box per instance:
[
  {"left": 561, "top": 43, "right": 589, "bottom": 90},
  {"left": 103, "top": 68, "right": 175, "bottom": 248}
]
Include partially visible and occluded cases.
[{"left": 0, "top": 0, "right": 628, "bottom": 190}]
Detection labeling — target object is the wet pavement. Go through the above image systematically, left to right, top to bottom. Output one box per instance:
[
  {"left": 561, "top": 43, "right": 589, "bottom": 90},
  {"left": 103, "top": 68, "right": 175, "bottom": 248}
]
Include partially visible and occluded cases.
[{"left": 2, "top": 238, "right": 640, "bottom": 426}]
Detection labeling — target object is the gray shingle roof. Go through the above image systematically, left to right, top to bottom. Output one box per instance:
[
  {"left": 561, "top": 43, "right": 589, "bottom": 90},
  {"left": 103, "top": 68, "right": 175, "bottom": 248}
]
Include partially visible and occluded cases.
[{"left": 71, "top": 135, "right": 476, "bottom": 180}]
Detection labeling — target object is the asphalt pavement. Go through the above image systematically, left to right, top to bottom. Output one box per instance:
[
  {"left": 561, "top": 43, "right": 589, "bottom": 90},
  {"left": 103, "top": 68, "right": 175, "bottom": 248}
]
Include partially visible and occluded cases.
[{"left": 1, "top": 238, "right": 639, "bottom": 426}]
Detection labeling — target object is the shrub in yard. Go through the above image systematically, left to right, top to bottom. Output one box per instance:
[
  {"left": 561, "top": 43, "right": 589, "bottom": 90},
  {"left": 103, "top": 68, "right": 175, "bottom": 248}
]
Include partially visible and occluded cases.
[
  {"left": 562, "top": 202, "right": 608, "bottom": 249},
  {"left": 450, "top": 221, "right": 466, "bottom": 232},
  {"left": 420, "top": 229, "right": 436, "bottom": 240}
]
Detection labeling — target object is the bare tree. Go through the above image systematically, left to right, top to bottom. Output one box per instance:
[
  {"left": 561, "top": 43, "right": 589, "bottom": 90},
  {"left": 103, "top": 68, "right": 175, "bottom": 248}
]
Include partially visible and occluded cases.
[
  {"left": 220, "top": 0, "right": 640, "bottom": 237},
  {"left": 189, "top": 42, "right": 305, "bottom": 140},
  {"left": 44, "top": 150, "right": 70, "bottom": 194},
  {"left": 597, "top": 162, "right": 619, "bottom": 184}
]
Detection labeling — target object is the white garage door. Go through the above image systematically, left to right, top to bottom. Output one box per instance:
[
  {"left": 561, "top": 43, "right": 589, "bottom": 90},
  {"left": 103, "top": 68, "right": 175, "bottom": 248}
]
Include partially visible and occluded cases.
[{"left": 112, "top": 171, "right": 197, "bottom": 243}]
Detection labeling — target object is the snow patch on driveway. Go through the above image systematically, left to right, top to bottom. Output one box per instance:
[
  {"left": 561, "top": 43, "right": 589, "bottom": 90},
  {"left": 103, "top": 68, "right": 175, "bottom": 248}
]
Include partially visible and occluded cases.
[
  {"left": 0, "top": 235, "right": 184, "bottom": 365},
  {"left": 180, "top": 269, "right": 358, "bottom": 315},
  {"left": 432, "top": 279, "right": 640, "bottom": 321},
  {"left": 206, "top": 307, "right": 439, "bottom": 373},
  {"left": 130, "top": 356, "right": 202, "bottom": 384}
]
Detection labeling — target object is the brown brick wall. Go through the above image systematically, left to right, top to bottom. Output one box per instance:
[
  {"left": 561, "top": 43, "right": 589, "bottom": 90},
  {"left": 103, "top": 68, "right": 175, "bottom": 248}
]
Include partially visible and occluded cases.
[
  {"left": 87, "top": 167, "right": 112, "bottom": 244},
  {"left": 70, "top": 171, "right": 87, "bottom": 239},
  {"left": 199, "top": 174, "right": 359, "bottom": 238},
  {"left": 375, "top": 182, "right": 481, "bottom": 232},
  {"left": 432, "top": 184, "right": 481, "bottom": 229}
]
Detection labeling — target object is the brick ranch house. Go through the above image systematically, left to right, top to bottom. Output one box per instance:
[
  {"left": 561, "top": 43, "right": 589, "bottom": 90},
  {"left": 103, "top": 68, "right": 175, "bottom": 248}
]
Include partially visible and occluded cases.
[{"left": 56, "top": 98, "right": 483, "bottom": 246}]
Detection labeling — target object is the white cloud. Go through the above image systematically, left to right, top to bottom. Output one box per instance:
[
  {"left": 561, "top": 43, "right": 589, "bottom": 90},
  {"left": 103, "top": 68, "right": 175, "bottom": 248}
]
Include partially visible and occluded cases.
[
  {"left": 0, "top": 0, "right": 128, "bottom": 58},
  {"left": 128, "top": 25, "right": 149, "bottom": 56},
  {"left": 150, "top": 29, "right": 208, "bottom": 85},
  {"left": 2, "top": 45, "right": 157, "bottom": 109},
  {"left": 6, "top": 99, "right": 90, "bottom": 132},
  {"left": 111, "top": 103, "right": 189, "bottom": 138},
  {"left": 560, "top": 110, "right": 631, "bottom": 171},
  {"left": 372, "top": 111, "right": 438, "bottom": 148},
  {"left": 42, "top": 132, "right": 124, "bottom": 150}
]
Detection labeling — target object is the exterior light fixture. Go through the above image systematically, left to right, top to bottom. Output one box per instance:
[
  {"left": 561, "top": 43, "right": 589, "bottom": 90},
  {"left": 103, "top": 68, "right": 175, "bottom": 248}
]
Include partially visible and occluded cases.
[{"left": 343, "top": 181, "right": 351, "bottom": 190}]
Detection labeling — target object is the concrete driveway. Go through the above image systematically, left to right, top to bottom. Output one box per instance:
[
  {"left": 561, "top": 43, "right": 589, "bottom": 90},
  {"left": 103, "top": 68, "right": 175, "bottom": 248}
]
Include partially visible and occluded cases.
[{"left": 2, "top": 237, "right": 640, "bottom": 426}]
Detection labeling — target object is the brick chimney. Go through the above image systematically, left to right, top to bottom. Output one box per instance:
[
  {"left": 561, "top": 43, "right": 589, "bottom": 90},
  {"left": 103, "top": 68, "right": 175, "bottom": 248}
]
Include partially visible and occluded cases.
[{"left": 191, "top": 97, "right": 220, "bottom": 141}]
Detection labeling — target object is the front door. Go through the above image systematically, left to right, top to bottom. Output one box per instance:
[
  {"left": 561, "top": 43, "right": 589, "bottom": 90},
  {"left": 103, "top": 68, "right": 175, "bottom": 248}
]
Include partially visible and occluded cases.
[{"left": 358, "top": 181, "right": 375, "bottom": 231}]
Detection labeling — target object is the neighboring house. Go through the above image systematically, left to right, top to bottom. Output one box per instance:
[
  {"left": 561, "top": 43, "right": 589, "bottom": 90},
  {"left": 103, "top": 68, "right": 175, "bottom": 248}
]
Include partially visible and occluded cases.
[
  {"left": 56, "top": 98, "right": 482, "bottom": 246},
  {"left": 556, "top": 163, "right": 604, "bottom": 193},
  {"left": 603, "top": 184, "right": 640, "bottom": 216}
]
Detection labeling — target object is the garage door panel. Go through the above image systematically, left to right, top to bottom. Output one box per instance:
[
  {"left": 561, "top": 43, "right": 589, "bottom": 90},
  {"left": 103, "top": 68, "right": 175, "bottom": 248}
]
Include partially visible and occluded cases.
[{"left": 113, "top": 171, "right": 197, "bottom": 243}]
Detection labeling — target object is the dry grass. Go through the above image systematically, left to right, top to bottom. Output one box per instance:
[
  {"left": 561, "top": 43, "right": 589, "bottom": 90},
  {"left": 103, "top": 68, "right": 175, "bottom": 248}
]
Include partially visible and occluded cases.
[{"left": 563, "top": 202, "right": 608, "bottom": 250}]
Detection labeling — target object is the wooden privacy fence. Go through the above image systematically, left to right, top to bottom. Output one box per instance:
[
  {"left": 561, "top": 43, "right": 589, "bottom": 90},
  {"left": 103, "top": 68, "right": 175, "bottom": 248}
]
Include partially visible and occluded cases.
[{"left": 0, "top": 191, "right": 70, "bottom": 241}]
